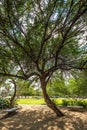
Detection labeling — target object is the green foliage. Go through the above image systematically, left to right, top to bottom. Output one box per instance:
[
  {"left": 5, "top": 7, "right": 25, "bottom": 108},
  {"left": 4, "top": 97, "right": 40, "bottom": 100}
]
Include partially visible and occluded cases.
[
  {"left": 0, "top": 0, "right": 87, "bottom": 115},
  {"left": 0, "top": 0, "right": 87, "bottom": 76},
  {"left": 67, "top": 70, "right": 87, "bottom": 97},
  {"left": 75, "top": 71, "right": 87, "bottom": 96},
  {"left": 47, "top": 72, "right": 69, "bottom": 97},
  {"left": 67, "top": 78, "right": 79, "bottom": 96},
  {"left": 16, "top": 79, "right": 42, "bottom": 96},
  {"left": 0, "top": 97, "right": 18, "bottom": 109},
  {"left": 0, "top": 98, "right": 10, "bottom": 109},
  {"left": 17, "top": 98, "right": 87, "bottom": 108},
  {"left": 17, "top": 98, "right": 46, "bottom": 105},
  {"left": 60, "top": 99, "right": 87, "bottom": 108},
  {"left": 62, "top": 99, "right": 69, "bottom": 106},
  {"left": 76, "top": 100, "right": 87, "bottom": 108}
]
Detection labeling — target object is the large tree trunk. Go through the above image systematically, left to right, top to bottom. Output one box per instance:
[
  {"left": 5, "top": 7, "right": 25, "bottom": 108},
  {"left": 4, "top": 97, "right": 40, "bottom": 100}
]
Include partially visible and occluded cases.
[
  {"left": 41, "top": 78, "right": 64, "bottom": 117},
  {"left": 9, "top": 80, "right": 16, "bottom": 108}
]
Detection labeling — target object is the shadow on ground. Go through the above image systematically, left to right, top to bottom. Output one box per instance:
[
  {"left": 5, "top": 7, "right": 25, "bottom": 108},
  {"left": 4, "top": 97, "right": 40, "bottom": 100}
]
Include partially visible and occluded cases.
[{"left": 0, "top": 106, "right": 87, "bottom": 130}]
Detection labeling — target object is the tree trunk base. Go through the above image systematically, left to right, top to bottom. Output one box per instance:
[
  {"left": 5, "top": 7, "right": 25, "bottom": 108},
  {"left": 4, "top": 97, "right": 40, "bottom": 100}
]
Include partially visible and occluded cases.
[
  {"left": 41, "top": 78, "right": 64, "bottom": 117},
  {"left": 47, "top": 103, "right": 64, "bottom": 117}
]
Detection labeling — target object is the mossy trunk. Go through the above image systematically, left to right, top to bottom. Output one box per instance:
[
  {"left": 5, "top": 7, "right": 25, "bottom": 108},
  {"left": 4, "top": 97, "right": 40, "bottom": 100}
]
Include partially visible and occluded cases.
[{"left": 41, "top": 78, "right": 64, "bottom": 117}]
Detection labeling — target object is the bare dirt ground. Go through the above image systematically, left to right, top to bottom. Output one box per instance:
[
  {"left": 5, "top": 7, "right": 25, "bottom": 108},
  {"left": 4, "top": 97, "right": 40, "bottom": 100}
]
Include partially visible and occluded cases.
[{"left": 0, "top": 105, "right": 87, "bottom": 130}]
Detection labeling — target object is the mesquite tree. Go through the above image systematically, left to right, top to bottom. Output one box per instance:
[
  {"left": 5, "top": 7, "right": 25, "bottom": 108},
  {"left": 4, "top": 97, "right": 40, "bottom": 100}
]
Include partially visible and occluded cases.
[
  {"left": 0, "top": 0, "right": 87, "bottom": 117},
  {"left": 0, "top": 78, "right": 17, "bottom": 108}
]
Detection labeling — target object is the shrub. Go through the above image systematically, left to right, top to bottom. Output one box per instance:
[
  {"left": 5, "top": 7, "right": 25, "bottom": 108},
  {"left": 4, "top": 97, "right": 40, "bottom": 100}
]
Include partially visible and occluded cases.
[
  {"left": 0, "top": 98, "right": 10, "bottom": 109},
  {"left": 61, "top": 99, "right": 87, "bottom": 107},
  {"left": 62, "top": 99, "right": 68, "bottom": 106},
  {"left": 67, "top": 99, "right": 77, "bottom": 106},
  {"left": 77, "top": 100, "right": 87, "bottom": 108}
]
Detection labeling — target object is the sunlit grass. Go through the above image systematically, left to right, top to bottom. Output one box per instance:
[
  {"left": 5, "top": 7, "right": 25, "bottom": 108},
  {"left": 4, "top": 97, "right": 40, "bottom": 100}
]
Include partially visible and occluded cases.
[
  {"left": 17, "top": 98, "right": 87, "bottom": 107},
  {"left": 17, "top": 98, "right": 46, "bottom": 105},
  {"left": 17, "top": 98, "right": 63, "bottom": 105}
]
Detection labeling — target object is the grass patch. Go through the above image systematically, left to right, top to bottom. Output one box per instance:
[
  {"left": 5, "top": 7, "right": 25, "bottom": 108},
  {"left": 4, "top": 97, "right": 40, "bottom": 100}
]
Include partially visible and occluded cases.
[
  {"left": 17, "top": 98, "right": 87, "bottom": 108},
  {"left": 17, "top": 98, "right": 46, "bottom": 105}
]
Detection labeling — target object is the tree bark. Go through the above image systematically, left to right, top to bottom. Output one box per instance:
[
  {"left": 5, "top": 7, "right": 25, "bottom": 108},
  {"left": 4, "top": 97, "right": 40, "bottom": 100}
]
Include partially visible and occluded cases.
[
  {"left": 41, "top": 77, "right": 64, "bottom": 117},
  {"left": 9, "top": 80, "right": 17, "bottom": 108}
]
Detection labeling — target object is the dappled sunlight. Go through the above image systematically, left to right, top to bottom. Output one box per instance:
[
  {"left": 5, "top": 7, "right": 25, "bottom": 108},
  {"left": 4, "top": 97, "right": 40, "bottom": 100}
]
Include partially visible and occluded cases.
[{"left": 0, "top": 105, "right": 87, "bottom": 130}]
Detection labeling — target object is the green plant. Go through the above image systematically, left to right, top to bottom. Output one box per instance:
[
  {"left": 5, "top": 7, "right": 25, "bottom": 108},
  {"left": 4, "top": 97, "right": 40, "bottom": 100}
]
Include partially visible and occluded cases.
[
  {"left": 0, "top": 98, "right": 10, "bottom": 109},
  {"left": 62, "top": 99, "right": 68, "bottom": 106},
  {"left": 77, "top": 100, "right": 87, "bottom": 108}
]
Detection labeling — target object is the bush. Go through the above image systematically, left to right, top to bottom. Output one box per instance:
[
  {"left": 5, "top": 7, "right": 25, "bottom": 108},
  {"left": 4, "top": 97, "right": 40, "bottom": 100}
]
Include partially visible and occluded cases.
[
  {"left": 0, "top": 98, "right": 10, "bottom": 109},
  {"left": 61, "top": 99, "right": 87, "bottom": 107},
  {"left": 62, "top": 99, "right": 68, "bottom": 106},
  {"left": 67, "top": 99, "right": 77, "bottom": 106},
  {"left": 77, "top": 100, "right": 87, "bottom": 108}
]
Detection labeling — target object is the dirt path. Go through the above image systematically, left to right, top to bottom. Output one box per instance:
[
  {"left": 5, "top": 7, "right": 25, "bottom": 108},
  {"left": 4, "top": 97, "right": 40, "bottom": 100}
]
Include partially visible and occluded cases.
[{"left": 0, "top": 105, "right": 87, "bottom": 130}]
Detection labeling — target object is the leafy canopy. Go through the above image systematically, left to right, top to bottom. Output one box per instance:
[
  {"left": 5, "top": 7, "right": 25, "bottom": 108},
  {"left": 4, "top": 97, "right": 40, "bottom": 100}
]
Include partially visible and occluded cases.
[{"left": 0, "top": 0, "right": 87, "bottom": 81}]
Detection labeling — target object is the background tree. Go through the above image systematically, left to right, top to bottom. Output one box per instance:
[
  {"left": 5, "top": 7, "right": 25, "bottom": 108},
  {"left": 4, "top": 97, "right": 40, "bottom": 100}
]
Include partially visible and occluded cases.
[
  {"left": 0, "top": 0, "right": 87, "bottom": 116},
  {"left": 71, "top": 70, "right": 87, "bottom": 97},
  {"left": 47, "top": 71, "right": 69, "bottom": 97},
  {"left": 76, "top": 71, "right": 87, "bottom": 97},
  {"left": 0, "top": 78, "right": 17, "bottom": 108},
  {"left": 67, "top": 78, "right": 79, "bottom": 97},
  {"left": 16, "top": 79, "right": 39, "bottom": 96}
]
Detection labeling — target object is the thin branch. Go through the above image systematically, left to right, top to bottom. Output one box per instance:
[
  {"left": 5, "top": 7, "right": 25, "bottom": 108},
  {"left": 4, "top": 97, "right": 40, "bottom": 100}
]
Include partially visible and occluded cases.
[
  {"left": 37, "top": 0, "right": 58, "bottom": 61},
  {"left": 63, "top": 0, "right": 74, "bottom": 27},
  {"left": 54, "top": 4, "right": 87, "bottom": 67},
  {"left": 5, "top": 40, "right": 26, "bottom": 77},
  {"left": 0, "top": 71, "right": 40, "bottom": 80},
  {"left": 45, "top": 71, "right": 53, "bottom": 84},
  {"left": 27, "top": 72, "right": 40, "bottom": 79},
  {"left": 0, "top": 73, "right": 26, "bottom": 80}
]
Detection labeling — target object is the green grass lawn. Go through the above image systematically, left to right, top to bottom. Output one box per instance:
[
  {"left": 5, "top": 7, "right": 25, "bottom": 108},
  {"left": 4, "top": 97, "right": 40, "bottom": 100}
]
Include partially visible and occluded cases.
[
  {"left": 17, "top": 98, "right": 87, "bottom": 107},
  {"left": 17, "top": 98, "right": 46, "bottom": 105},
  {"left": 17, "top": 98, "right": 62, "bottom": 105}
]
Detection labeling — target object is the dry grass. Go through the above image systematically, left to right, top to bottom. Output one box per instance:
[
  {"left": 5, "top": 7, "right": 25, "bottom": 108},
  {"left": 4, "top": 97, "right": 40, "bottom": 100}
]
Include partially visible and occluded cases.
[{"left": 0, "top": 105, "right": 87, "bottom": 130}]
